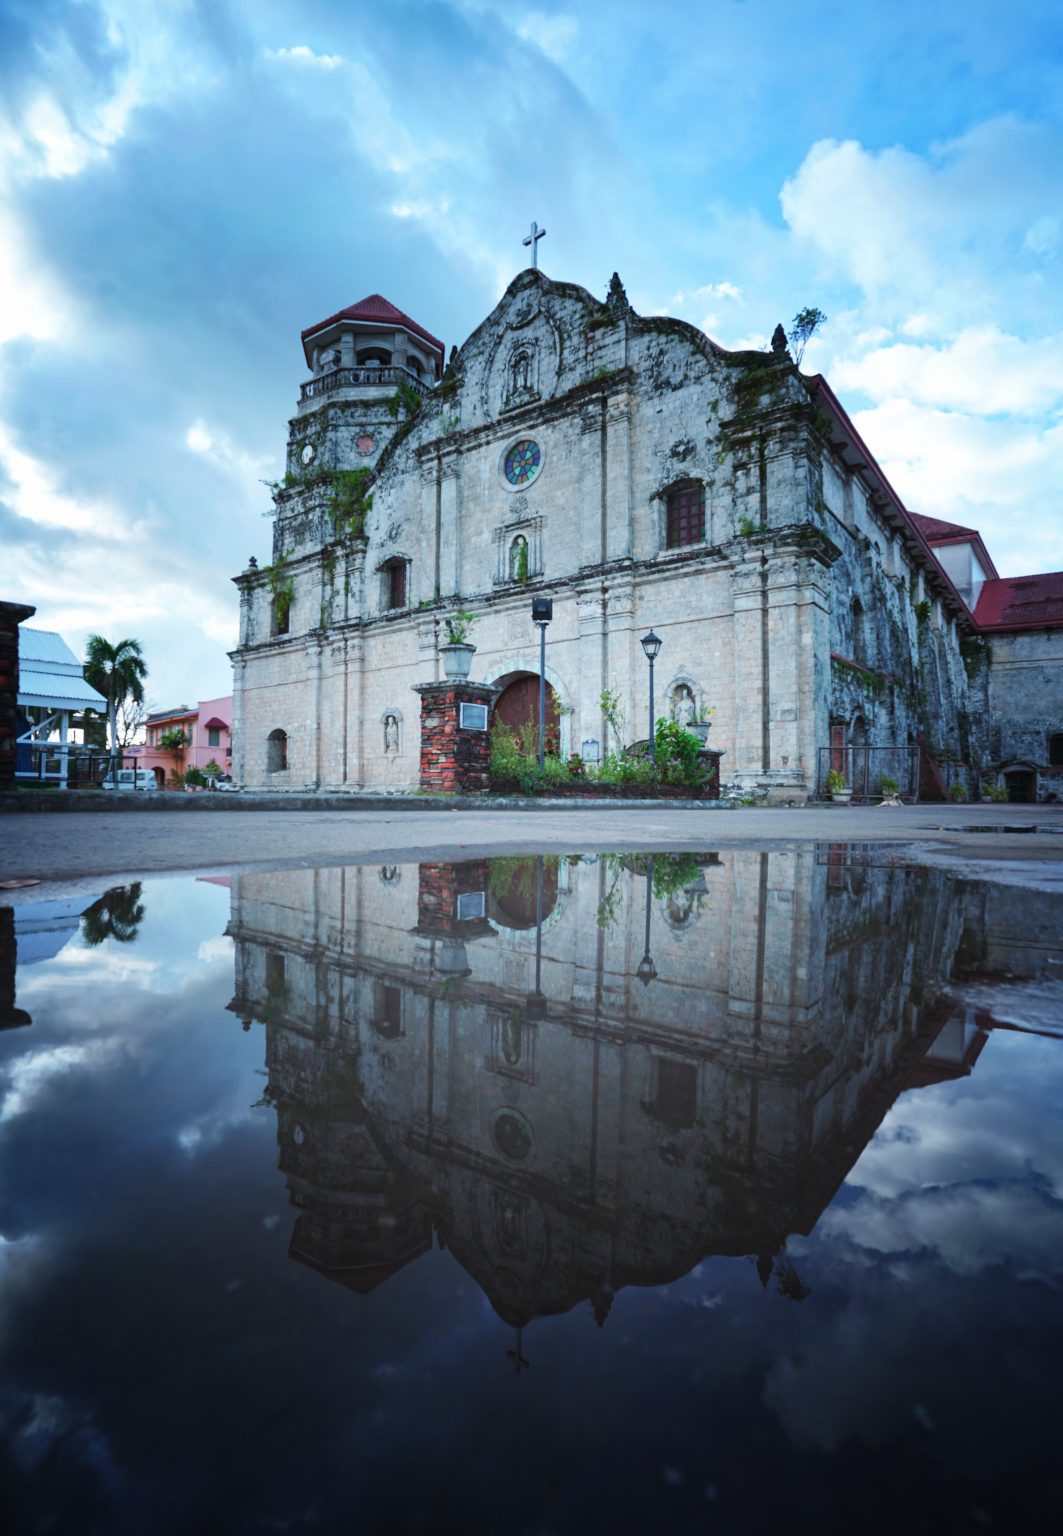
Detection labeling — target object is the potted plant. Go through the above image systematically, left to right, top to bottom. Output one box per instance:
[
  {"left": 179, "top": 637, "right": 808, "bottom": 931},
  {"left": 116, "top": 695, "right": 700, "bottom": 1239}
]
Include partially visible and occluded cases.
[
  {"left": 440, "top": 609, "right": 477, "bottom": 680},
  {"left": 689, "top": 703, "right": 714, "bottom": 745},
  {"left": 827, "top": 767, "right": 852, "bottom": 803},
  {"left": 879, "top": 774, "right": 900, "bottom": 801}
]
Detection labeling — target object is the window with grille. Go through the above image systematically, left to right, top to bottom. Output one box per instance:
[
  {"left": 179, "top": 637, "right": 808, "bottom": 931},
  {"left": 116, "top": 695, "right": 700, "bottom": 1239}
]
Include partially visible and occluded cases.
[
  {"left": 665, "top": 485, "right": 705, "bottom": 548},
  {"left": 384, "top": 561, "right": 408, "bottom": 610},
  {"left": 652, "top": 1056, "right": 697, "bottom": 1128}
]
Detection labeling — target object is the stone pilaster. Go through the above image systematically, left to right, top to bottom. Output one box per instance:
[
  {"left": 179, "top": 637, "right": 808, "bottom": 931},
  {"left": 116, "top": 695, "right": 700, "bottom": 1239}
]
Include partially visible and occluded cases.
[{"left": 413, "top": 680, "right": 500, "bottom": 794}]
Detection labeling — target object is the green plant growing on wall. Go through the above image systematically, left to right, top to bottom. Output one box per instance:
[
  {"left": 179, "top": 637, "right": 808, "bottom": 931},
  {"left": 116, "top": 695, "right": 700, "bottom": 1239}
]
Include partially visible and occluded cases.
[
  {"left": 386, "top": 379, "right": 423, "bottom": 421},
  {"left": 328, "top": 468, "right": 373, "bottom": 540},
  {"left": 737, "top": 514, "right": 758, "bottom": 537},
  {"left": 515, "top": 538, "right": 529, "bottom": 586},
  {"left": 264, "top": 550, "right": 296, "bottom": 629},
  {"left": 959, "top": 632, "right": 992, "bottom": 680},
  {"left": 599, "top": 688, "right": 626, "bottom": 747}
]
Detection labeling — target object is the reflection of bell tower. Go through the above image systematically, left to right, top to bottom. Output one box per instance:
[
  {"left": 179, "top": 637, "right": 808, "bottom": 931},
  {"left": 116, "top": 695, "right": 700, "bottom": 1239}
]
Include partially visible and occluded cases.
[
  {"left": 286, "top": 294, "right": 445, "bottom": 481},
  {"left": 280, "top": 1101, "right": 432, "bottom": 1296}
]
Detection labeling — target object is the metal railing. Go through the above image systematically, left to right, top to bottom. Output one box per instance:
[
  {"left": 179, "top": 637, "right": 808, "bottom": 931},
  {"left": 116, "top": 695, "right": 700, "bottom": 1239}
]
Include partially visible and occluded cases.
[
  {"left": 299, "top": 364, "right": 430, "bottom": 404},
  {"left": 816, "top": 743, "right": 921, "bottom": 801},
  {"left": 17, "top": 748, "right": 152, "bottom": 789}
]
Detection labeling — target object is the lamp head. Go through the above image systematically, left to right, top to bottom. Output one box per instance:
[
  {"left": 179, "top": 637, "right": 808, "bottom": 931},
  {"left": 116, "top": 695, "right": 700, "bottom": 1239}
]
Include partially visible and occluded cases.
[
  {"left": 531, "top": 597, "right": 553, "bottom": 624},
  {"left": 640, "top": 629, "right": 662, "bottom": 662},
  {"left": 636, "top": 954, "right": 657, "bottom": 987}
]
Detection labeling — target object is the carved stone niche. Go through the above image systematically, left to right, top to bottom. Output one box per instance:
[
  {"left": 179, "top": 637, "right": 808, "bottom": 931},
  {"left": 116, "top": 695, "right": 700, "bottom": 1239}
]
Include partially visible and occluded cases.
[
  {"left": 502, "top": 340, "right": 541, "bottom": 410},
  {"left": 494, "top": 517, "right": 544, "bottom": 585}
]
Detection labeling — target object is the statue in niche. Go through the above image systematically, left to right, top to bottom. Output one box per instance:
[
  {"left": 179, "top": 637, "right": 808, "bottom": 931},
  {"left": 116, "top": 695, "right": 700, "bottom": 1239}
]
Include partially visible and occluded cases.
[
  {"left": 671, "top": 685, "right": 697, "bottom": 728},
  {"left": 384, "top": 714, "right": 399, "bottom": 754}
]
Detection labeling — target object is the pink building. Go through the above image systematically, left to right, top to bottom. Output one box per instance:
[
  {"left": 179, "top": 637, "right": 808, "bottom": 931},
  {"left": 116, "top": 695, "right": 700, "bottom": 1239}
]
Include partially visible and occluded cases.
[{"left": 132, "top": 696, "right": 232, "bottom": 787}]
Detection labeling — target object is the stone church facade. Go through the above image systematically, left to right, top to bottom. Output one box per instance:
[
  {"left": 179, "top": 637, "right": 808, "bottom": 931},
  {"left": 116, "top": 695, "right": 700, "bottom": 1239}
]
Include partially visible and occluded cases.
[{"left": 230, "top": 270, "right": 1061, "bottom": 800}]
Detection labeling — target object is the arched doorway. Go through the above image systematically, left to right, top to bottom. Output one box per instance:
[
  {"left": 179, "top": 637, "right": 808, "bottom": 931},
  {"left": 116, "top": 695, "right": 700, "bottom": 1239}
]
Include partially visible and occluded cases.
[{"left": 493, "top": 672, "right": 560, "bottom": 757}]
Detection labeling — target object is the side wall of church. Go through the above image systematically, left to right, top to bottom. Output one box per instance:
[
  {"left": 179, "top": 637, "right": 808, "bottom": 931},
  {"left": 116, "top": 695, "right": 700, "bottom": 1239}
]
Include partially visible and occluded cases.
[{"left": 987, "top": 627, "right": 1063, "bottom": 797}]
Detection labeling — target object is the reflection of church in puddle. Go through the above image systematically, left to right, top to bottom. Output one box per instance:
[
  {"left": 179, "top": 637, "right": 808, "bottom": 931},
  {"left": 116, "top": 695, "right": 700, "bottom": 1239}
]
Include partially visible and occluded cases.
[{"left": 225, "top": 850, "right": 1057, "bottom": 1340}]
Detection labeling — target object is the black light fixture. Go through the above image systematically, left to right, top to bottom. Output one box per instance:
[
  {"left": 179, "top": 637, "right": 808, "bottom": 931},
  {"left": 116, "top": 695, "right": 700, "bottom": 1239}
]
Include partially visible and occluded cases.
[
  {"left": 532, "top": 599, "right": 553, "bottom": 769},
  {"left": 640, "top": 630, "right": 662, "bottom": 761},
  {"left": 636, "top": 856, "right": 657, "bottom": 987}
]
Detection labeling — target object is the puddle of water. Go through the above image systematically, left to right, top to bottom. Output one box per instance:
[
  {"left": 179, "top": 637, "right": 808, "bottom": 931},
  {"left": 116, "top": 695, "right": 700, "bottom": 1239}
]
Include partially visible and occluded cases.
[{"left": 1, "top": 850, "right": 1062, "bottom": 1535}]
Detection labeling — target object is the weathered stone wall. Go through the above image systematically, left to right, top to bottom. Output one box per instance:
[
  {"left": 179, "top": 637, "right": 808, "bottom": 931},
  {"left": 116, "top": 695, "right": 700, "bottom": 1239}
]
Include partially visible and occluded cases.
[
  {"left": 231, "top": 270, "right": 993, "bottom": 796},
  {"left": 986, "top": 628, "right": 1063, "bottom": 798}
]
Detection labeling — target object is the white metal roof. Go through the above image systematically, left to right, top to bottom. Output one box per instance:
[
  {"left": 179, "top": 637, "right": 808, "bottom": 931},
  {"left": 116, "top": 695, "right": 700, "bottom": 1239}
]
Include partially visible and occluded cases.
[{"left": 18, "top": 628, "right": 104, "bottom": 712}]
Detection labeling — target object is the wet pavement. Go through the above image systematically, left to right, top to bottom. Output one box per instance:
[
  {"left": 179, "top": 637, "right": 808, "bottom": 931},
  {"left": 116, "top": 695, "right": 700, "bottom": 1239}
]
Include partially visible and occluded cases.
[
  {"left": 3, "top": 801, "right": 1063, "bottom": 889},
  {"left": 1, "top": 846, "right": 1061, "bottom": 1533}
]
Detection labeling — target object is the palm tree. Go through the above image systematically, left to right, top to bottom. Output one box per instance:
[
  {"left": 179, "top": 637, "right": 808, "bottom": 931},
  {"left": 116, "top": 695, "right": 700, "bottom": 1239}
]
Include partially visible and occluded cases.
[
  {"left": 83, "top": 636, "right": 148, "bottom": 755},
  {"left": 81, "top": 884, "right": 146, "bottom": 946}
]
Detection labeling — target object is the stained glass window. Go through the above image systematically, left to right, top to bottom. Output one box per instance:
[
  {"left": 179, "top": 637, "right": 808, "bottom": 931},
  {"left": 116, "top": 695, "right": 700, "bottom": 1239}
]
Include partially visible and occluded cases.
[{"left": 504, "top": 439, "right": 541, "bottom": 486}]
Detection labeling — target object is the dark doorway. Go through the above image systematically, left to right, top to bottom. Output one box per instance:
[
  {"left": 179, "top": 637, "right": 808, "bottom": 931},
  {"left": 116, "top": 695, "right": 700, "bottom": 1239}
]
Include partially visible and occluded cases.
[
  {"left": 494, "top": 672, "right": 560, "bottom": 756},
  {"left": 1006, "top": 770, "right": 1036, "bottom": 803}
]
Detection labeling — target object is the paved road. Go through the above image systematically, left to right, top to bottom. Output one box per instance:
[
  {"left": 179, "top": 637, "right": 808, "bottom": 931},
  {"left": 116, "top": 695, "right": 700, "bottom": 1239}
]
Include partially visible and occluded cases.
[{"left": 3, "top": 802, "right": 1062, "bottom": 892}]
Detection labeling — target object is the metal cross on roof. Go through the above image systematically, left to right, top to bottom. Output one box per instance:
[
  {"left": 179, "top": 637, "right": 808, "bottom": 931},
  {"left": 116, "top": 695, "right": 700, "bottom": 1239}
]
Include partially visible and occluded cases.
[{"left": 522, "top": 221, "right": 546, "bottom": 269}]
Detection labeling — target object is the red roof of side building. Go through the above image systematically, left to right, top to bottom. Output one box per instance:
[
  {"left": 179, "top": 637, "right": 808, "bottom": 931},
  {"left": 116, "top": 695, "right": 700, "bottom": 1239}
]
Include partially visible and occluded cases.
[
  {"left": 301, "top": 294, "right": 444, "bottom": 362},
  {"left": 909, "top": 512, "right": 981, "bottom": 542},
  {"left": 909, "top": 512, "right": 1000, "bottom": 583},
  {"left": 974, "top": 572, "right": 1063, "bottom": 631}
]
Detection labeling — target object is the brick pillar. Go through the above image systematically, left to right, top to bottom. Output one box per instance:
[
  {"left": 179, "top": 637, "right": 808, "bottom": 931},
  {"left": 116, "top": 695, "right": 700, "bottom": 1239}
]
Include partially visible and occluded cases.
[
  {"left": 0, "top": 601, "right": 36, "bottom": 794},
  {"left": 413, "top": 680, "right": 500, "bottom": 795},
  {"left": 415, "top": 860, "right": 493, "bottom": 936}
]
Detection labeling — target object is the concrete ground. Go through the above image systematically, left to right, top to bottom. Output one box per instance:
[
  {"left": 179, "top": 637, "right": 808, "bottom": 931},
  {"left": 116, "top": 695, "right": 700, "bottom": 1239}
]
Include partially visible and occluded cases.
[{"left": 3, "top": 802, "right": 1063, "bottom": 897}]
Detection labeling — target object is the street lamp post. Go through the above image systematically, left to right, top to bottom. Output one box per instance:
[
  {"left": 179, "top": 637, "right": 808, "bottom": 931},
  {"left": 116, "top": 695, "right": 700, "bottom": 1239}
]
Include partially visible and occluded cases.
[
  {"left": 532, "top": 598, "right": 553, "bottom": 769},
  {"left": 640, "top": 630, "right": 662, "bottom": 763},
  {"left": 636, "top": 856, "right": 657, "bottom": 986}
]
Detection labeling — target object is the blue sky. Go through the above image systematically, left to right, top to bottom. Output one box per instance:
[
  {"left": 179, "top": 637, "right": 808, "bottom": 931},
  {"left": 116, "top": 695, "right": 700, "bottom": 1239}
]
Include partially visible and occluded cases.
[{"left": 2, "top": 0, "right": 1061, "bottom": 705}]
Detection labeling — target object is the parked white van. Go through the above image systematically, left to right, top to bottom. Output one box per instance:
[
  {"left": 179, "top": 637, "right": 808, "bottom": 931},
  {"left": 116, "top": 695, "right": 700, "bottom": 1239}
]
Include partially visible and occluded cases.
[{"left": 100, "top": 769, "right": 158, "bottom": 792}]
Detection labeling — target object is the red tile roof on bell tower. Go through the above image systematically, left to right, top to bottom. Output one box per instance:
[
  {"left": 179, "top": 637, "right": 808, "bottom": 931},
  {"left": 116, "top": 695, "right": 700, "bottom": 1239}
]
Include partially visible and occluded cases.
[{"left": 301, "top": 294, "right": 444, "bottom": 359}]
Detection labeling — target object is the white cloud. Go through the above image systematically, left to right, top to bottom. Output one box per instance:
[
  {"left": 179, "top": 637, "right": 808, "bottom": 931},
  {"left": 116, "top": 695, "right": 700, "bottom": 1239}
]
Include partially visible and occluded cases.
[
  {"left": 517, "top": 12, "right": 579, "bottom": 64},
  {"left": 264, "top": 45, "right": 344, "bottom": 70},
  {"left": 833, "top": 327, "right": 1063, "bottom": 417},
  {"left": 0, "top": 1042, "right": 123, "bottom": 1124}
]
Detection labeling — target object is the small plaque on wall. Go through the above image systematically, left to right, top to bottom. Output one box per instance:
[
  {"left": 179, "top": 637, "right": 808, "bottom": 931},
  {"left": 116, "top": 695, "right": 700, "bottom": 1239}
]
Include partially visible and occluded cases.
[{"left": 459, "top": 702, "right": 489, "bottom": 731}]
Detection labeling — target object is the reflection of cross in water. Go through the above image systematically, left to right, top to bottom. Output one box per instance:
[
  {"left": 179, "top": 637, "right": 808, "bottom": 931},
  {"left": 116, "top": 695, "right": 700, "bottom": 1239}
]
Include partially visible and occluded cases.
[{"left": 506, "top": 1326, "right": 530, "bottom": 1375}]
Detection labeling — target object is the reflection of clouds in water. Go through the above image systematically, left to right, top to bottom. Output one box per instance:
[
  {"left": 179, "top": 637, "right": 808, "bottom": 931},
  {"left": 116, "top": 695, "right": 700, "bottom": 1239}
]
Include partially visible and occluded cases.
[
  {"left": 843, "top": 1035, "right": 1063, "bottom": 1200},
  {"left": 0, "top": 1042, "right": 125, "bottom": 1124},
  {"left": 176, "top": 1100, "right": 254, "bottom": 1157},
  {"left": 824, "top": 1182, "right": 1063, "bottom": 1280}
]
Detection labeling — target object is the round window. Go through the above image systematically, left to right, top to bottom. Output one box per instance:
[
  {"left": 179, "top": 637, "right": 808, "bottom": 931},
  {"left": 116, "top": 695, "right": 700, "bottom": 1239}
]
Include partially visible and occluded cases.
[
  {"left": 502, "top": 439, "right": 542, "bottom": 488},
  {"left": 492, "top": 1109, "right": 532, "bottom": 1161}
]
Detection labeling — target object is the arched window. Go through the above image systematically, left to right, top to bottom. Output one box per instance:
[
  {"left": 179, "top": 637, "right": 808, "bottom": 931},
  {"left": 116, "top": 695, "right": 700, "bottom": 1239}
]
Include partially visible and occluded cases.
[
  {"left": 357, "top": 347, "right": 392, "bottom": 367},
  {"left": 405, "top": 356, "right": 422, "bottom": 377},
  {"left": 665, "top": 484, "right": 705, "bottom": 549},
  {"left": 509, "top": 534, "right": 528, "bottom": 582},
  {"left": 381, "top": 558, "right": 408, "bottom": 611},
  {"left": 267, "top": 729, "right": 287, "bottom": 773},
  {"left": 1049, "top": 733, "right": 1063, "bottom": 767}
]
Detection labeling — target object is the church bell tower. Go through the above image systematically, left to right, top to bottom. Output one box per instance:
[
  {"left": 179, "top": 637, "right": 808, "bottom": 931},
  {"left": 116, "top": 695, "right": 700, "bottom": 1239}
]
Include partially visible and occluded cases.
[{"left": 285, "top": 294, "right": 445, "bottom": 479}]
